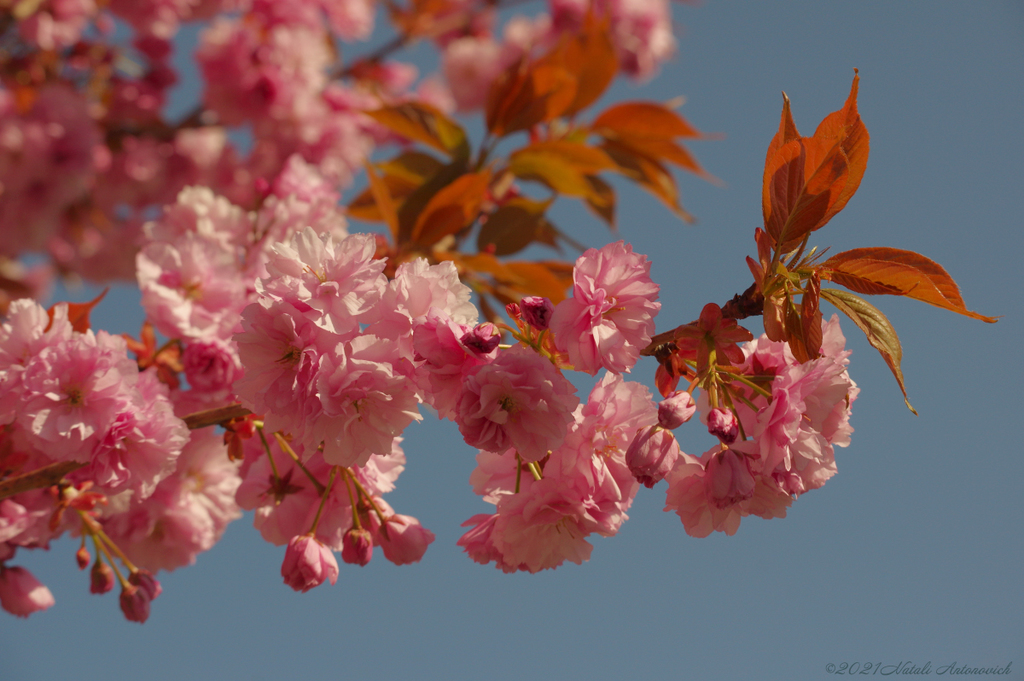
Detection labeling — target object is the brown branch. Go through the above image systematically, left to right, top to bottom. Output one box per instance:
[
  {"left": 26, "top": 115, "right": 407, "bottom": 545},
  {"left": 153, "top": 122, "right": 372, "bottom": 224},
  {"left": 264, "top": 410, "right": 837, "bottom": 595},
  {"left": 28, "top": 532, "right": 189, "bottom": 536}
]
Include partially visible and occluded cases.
[
  {"left": 720, "top": 283, "right": 764, "bottom": 320},
  {"left": 181, "top": 403, "right": 253, "bottom": 430},
  {"left": 0, "top": 460, "right": 85, "bottom": 501}
]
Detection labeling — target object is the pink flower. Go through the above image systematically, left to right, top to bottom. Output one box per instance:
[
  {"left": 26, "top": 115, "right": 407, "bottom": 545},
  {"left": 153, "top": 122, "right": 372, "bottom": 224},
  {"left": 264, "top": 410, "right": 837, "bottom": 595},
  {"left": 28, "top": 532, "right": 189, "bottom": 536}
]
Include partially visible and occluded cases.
[
  {"left": 260, "top": 228, "right": 386, "bottom": 335},
  {"left": 137, "top": 232, "right": 250, "bottom": 341},
  {"left": 550, "top": 241, "right": 660, "bottom": 375},
  {"left": 520, "top": 296, "right": 555, "bottom": 330},
  {"left": 233, "top": 297, "right": 335, "bottom": 443},
  {"left": 412, "top": 309, "right": 495, "bottom": 420},
  {"left": 730, "top": 315, "right": 857, "bottom": 497},
  {"left": 15, "top": 330, "right": 139, "bottom": 464},
  {"left": 313, "top": 335, "right": 422, "bottom": 468},
  {"left": 182, "top": 338, "right": 243, "bottom": 393},
  {"left": 457, "top": 346, "right": 578, "bottom": 461},
  {"left": 658, "top": 391, "right": 696, "bottom": 429},
  {"left": 707, "top": 408, "right": 739, "bottom": 444},
  {"left": 625, "top": 426, "right": 680, "bottom": 488},
  {"left": 100, "top": 428, "right": 241, "bottom": 572},
  {"left": 663, "top": 443, "right": 791, "bottom": 538},
  {"left": 703, "top": 447, "right": 755, "bottom": 509},
  {"left": 379, "top": 515, "right": 435, "bottom": 565},
  {"left": 341, "top": 528, "right": 373, "bottom": 566},
  {"left": 281, "top": 535, "right": 339, "bottom": 592},
  {"left": 0, "top": 565, "right": 55, "bottom": 618}
]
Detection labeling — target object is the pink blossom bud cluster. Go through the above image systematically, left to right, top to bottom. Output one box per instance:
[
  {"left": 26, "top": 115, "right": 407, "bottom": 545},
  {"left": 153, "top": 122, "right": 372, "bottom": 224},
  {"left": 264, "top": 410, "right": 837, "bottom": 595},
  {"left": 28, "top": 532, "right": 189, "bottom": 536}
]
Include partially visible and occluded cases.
[
  {"left": 0, "top": 297, "right": 242, "bottom": 619},
  {"left": 662, "top": 316, "right": 858, "bottom": 537}
]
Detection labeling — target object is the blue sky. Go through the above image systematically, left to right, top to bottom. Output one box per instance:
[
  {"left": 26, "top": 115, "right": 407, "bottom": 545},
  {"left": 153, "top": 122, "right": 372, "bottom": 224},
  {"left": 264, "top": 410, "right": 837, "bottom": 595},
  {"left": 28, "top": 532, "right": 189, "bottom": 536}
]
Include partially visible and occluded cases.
[{"left": 3, "top": 2, "right": 1022, "bottom": 679}]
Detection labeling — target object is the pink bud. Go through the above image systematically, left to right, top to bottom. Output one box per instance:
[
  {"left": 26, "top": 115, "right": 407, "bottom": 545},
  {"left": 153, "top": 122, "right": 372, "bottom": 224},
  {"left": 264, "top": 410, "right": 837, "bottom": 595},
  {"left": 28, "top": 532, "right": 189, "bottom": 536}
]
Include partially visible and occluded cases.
[
  {"left": 520, "top": 296, "right": 554, "bottom": 330},
  {"left": 505, "top": 302, "right": 521, "bottom": 319},
  {"left": 461, "top": 322, "right": 500, "bottom": 357},
  {"left": 658, "top": 391, "right": 696, "bottom": 429},
  {"left": 707, "top": 408, "right": 739, "bottom": 444},
  {"left": 625, "top": 426, "right": 681, "bottom": 488},
  {"left": 703, "top": 448, "right": 755, "bottom": 509},
  {"left": 379, "top": 515, "right": 435, "bottom": 566},
  {"left": 341, "top": 528, "right": 374, "bottom": 566},
  {"left": 281, "top": 535, "right": 339, "bottom": 592},
  {"left": 76, "top": 546, "right": 90, "bottom": 570},
  {"left": 90, "top": 560, "right": 115, "bottom": 594},
  {"left": 0, "top": 565, "right": 55, "bottom": 618},
  {"left": 119, "top": 569, "right": 162, "bottom": 623},
  {"left": 129, "top": 569, "right": 162, "bottom": 601}
]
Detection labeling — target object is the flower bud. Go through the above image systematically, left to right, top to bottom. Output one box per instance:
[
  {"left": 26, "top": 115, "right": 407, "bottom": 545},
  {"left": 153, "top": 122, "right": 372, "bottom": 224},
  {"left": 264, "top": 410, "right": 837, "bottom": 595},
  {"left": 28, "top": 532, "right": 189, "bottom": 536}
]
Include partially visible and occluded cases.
[
  {"left": 520, "top": 296, "right": 554, "bottom": 330},
  {"left": 505, "top": 302, "right": 521, "bottom": 319},
  {"left": 461, "top": 322, "right": 500, "bottom": 357},
  {"left": 658, "top": 391, "right": 696, "bottom": 429},
  {"left": 707, "top": 408, "right": 739, "bottom": 444},
  {"left": 625, "top": 426, "right": 681, "bottom": 488},
  {"left": 703, "top": 448, "right": 755, "bottom": 509},
  {"left": 379, "top": 515, "right": 435, "bottom": 566},
  {"left": 341, "top": 528, "right": 373, "bottom": 566},
  {"left": 281, "top": 535, "right": 338, "bottom": 592},
  {"left": 76, "top": 546, "right": 90, "bottom": 570},
  {"left": 90, "top": 560, "right": 115, "bottom": 594},
  {"left": 0, "top": 565, "right": 55, "bottom": 618},
  {"left": 119, "top": 571, "right": 160, "bottom": 624}
]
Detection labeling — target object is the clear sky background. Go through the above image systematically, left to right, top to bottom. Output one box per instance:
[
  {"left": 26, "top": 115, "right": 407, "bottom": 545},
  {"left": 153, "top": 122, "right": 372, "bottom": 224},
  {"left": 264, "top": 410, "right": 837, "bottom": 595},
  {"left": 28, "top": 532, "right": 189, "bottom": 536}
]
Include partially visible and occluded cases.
[{"left": 3, "top": 2, "right": 1022, "bottom": 680}]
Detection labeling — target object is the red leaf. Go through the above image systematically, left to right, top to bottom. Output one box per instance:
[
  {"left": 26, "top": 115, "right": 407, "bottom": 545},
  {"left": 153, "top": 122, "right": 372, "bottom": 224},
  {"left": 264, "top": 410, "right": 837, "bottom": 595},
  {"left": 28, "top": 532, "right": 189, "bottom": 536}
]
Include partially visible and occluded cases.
[
  {"left": 761, "top": 73, "right": 869, "bottom": 252},
  {"left": 822, "top": 247, "right": 998, "bottom": 323},
  {"left": 48, "top": 288, "right": 108, "bottom": 333}
]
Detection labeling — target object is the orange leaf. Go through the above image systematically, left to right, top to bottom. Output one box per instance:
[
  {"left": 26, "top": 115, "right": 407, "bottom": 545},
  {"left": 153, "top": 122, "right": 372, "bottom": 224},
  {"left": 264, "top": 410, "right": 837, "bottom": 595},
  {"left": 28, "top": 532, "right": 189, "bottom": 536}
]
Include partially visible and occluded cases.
[
  {"left": 561, "top": 11, "right": 619, "bottom": 117},
  {"left": 486, "top": 60, "right": 577, "bottom": 137},
  {"left": 761, "top": 73, "right": 869, "bottom": 252},
  {"left": 593, "top": 101, "right": 703, "bottom": 139},
  {"left": 365, "top": 102, "right": 469, "bottom": 158},
  {"left": 602, "top": 140, "right": 694, "bottom": 223},
  {"left": 508, "top": 141, "right": 614, "bottom": 199},
  {"left": 363, "top": 162, "right": 400, "bottom": 242},
  {"left": 411, "top": 171, "right": 492, "bottom": 247},
  {"left": 582, "top": 174, "right": 616, "bottom": 229},
  {"left": 476, "top": 198, "right": 552, "bottom": 256},
  {"left": 821, "top": 247, "right": 998, "bottom": 323},
  {"left": 503, "top": 261, "right": 572, "bottom": 303},
  {"left": 801, "top": 272, "right": 823, "bottom": 358},
  {"left": 48, "top": 288, "right": 108, "bottom": 334},
  {"left": 820, "top": 288, "right": 915, "bottom": 413}
]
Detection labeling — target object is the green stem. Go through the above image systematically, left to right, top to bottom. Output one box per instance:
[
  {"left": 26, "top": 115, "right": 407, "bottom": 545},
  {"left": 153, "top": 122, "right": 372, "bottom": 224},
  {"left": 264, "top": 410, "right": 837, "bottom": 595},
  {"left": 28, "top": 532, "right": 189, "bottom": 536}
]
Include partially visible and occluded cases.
[
  {"left": 257, "top": 425, "right": 282, "bottom": 483},
  {"left": 273, "top": 432, "right": 326, "bottom": 496},
  {"left": 309, "top": 467, "right": 338, "bottom": 536},
  {"left": 341, "top": 469, "right": 362, "bottom": 530}
]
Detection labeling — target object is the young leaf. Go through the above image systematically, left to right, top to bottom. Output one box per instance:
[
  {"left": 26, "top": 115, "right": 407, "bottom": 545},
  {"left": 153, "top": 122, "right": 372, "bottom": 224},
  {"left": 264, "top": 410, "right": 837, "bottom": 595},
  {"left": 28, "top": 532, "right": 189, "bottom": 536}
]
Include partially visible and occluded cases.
[
  {"left": 561, "top": 11, "right": 619, "bottom": 117},
  {"left": 485, "top": 60, "right": 577, "bottom": 137},
  {"left": 761, "top": 73, "right": 869, "bottom": 252},
  {"left": 592, "top": 101, "right": 703, "bottom": 139},
  {"left": 365, "top": 103, "right": 469, "bottom": 159},
  {"left": 601, "top": 140, "right": 694, "bottom": 222},
  {"left": 508, "top": 141, "right": 614, "bottom": 200},
  {"left": 363, "top": 161, "right": 400, "bottom": 241},
  {"left": 411, "top": 171, "right": 492, "bottom": 247},
  {"left": 582, "top": 174, "right": 616, "bottom": 229},
  {"left": 477, "top": 198, "right": 552, "bottom": 256},
  {"left": 821, "top": 247, "right": 998, "bottom": 322},
  {"left": 820, "top": 287, "right": 916, "bottom": 413},
  {"left": 48, "top": 288, "right": 108, "bottom": 333}
]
